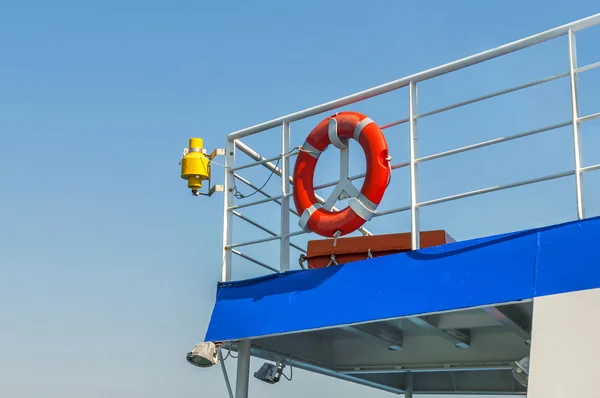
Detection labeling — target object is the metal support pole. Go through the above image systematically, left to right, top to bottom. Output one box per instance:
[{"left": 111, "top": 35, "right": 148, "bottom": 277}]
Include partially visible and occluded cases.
[
  {"left": 568, "top": 28, "right": 585, "bottom": 220},
  {"left": 408, "top": 81, "right": 420, "bottom": 250},
  {"left": 280, "top": 121, "right": 291, "bottom": 272},
  {"left": 222, "top": 139, "right": 236, "bottom": 282},
  {"left": 235, "top": 339, "right": 251, "bottom": 398},
  {"left": 405, "top": 372, "right": 414, "bottom": 398}
]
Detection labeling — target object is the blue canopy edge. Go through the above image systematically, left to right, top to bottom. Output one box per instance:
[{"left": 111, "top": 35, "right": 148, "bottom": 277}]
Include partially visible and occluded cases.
[{"left": 205, "top": 216, "right": 600, "bottom": 342}]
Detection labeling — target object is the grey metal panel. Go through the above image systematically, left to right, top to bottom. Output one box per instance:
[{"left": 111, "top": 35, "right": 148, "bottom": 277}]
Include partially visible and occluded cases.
[
  {"left": 240, "top": 303, "right": 532, "bottom": 395},
  {"left": 332, "top": 329, "right": 528, "bottom": 368}
]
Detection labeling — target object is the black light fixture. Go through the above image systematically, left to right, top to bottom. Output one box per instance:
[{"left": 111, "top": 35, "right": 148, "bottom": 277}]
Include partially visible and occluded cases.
[{"left": 254, "top": 360, "right": 288, "bottom": 384}]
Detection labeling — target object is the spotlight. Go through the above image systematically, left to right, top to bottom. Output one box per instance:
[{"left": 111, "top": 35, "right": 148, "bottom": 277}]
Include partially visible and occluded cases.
[
  {"left": 186, "top": 342, "right": 218, "bottom": 368},
  {"left": 511, "top": 356, "right": 530, "bottom": 387},
  {"left": 254, "top": 360, "right": 287, "bottom": 384}
]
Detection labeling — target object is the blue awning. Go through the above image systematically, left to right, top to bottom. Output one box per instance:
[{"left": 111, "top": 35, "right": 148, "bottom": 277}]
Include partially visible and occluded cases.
[{"left": 205, "top": 216, "right": 600, "bottom": 342}]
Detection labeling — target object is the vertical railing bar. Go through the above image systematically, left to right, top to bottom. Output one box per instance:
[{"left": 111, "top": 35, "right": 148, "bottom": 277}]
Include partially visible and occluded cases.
[
  {"left": 568, "top": 28, "right": 585, "bottom": 219},
  {"left": 408, "top": 81, "right": 420, "bottom": 250},
  {"left": 280, "top": 121, "right": 291, "bottom": 272},
  {"left": 222, "top": 139, "right": 236, "bottom": 282}
]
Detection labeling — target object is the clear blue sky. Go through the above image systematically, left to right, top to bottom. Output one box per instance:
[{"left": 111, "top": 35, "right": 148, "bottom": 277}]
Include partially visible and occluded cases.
[{"left": 2, "top": 1, "right": 600, "bottom": 397}]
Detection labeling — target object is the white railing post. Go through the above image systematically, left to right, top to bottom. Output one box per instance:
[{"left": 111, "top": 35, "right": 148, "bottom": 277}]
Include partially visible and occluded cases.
[
  {"left": 568, "top": 28, "right": 585, "bottom": 220},
  {"left": 409, "top": 81, "right": 420, "bottom": 250},
  {"left": 280, "top": 121, "right": 291, "bottom": 272},
  {"left": 222, "top": 139, "right": 235, "bottom": 281}
]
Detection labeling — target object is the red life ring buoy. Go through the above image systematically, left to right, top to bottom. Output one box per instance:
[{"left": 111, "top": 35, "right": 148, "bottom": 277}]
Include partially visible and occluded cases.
[{"left": 292, "top": 111, "right": 391, "bottom": 237}]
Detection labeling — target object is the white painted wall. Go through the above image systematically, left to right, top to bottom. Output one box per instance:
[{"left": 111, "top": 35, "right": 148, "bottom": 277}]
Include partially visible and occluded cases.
[{"left": 527, "top": 288, "right": 600, "bottom": 397}]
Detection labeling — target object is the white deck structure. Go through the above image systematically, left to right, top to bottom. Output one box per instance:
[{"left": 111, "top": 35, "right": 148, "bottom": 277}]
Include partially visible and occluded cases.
[{"left": 198, "top": 12, "right": 600, "bottom": 398}]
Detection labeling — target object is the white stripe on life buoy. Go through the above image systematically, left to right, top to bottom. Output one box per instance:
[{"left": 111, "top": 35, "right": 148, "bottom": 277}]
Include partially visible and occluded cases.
[
  {"left": 353, "top": 117, "right": 374, "bottom": 141},
  {"left": 328, "top": 118, "right": 348, "bottom": 149},
  {"left": 301, "top": 140, "right": 322, "bottom": 159},
  {"left": 349, "top": 194, "right": 378, "bottom": 221},
  {"left": 298, "top": 203, "right": 323, "bottom": 231}
]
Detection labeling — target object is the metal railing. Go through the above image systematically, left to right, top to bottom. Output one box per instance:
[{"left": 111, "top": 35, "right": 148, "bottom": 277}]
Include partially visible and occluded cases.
[{"left": 220, "top": 13, "right": 600, "bottom": 282}]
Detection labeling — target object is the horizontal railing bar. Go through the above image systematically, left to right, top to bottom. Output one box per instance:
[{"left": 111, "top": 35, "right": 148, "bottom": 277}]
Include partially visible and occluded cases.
[
  {"left": 227, "top": 13, "right": 600, "bottom": 141},
  {"left": 576, "top": 60, "right": 600, "bottom": 74},
  {"left": 417, "top": 71, "right": 569, "bottom": 119},
  {"left": 578, "top": 111, "right": 600, "bottom": 123},
  {"left": 380, "top": 117, "right": 409, "bottom": 130},
  {"left": 417, "top": 120, "right": 571, "bottom": 163},
  {"left": 235, "top": 140, "right": 373, "bottom": 236},
  {"left": 236, "top": 140, "right": 286, "bottom": 178},
  {"left": 232, "top": 155, "right": 281, "bottom": 172},
  {"left": 313, "top": 161, "right": 410, "bottom": 191},
  {"left": 391, "top": 161, "right": 411, "bottom": 171},
  {"left": 581, "top": 163, "right": 600, "bottom": 173},
  {"left": 418, "top": 170, "right": 575, "bottom": 208},
  {"left": 233, "top": 173, "right": 300, "bottom": 217},
  {"left": 314, "top": 175, "right": 364, "bottom": 191},
  {"left": 228, "top": 194, "right": 284, "bottom": 210},
  {"left": 373, "top": 204, "right": 412, "bottom": 217},
  {"left": 233, "top": 211, "right": 278, "bottom": 237},
  {"left": 230, "top": 213, "right": 307, "bottom": 253},
  {"left": 287, "top": 230, "right": 309, "bottom": 238},
  {"left": 228, "top": 235, "right": 281, "bottom": 249},
  {"left": 289, "top": 242, "right": 306, "bottom": 254},
  {"left": 231, "top": 249, "right": 279, "bottom": 273}
]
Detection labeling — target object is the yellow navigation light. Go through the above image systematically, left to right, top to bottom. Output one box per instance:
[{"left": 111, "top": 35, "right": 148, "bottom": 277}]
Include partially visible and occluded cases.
[
  {"left": 180, "top": 138, "right": 225, "bottom": 196},
  {"left": 181, "top": 138, "right": 210, "bottom": 195}
]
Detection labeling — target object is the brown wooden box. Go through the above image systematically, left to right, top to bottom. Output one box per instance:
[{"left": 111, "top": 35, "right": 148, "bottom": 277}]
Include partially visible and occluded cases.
[{"left": 304, "top": 230, "right": 455, "bottom": 269}]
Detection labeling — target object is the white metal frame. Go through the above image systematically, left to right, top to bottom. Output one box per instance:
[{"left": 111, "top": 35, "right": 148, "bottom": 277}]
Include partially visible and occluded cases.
[{"left": 217, "top": 13, "right": 600, "bottom": 397}]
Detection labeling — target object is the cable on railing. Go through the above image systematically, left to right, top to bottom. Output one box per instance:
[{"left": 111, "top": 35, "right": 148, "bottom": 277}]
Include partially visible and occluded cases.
[{"left": 232, "top": 158, "right": 280, "bottom": 199}]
